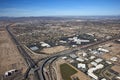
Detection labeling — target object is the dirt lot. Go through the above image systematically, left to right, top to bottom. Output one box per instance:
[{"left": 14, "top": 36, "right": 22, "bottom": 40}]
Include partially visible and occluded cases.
[
  {"left": 0, "top": 29, "right": 27, "bottom": 76},
  {"left": 99, "top": 41, "right": 120, "bottom": 61},
  {"left": 40, "top": 46, "right": 68, "bottom": 54},
  {"left": 111, "top": 65, "right": 120, "bottom": 73}
]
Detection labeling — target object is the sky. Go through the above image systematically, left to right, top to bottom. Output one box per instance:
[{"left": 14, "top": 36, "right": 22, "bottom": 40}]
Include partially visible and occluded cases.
[{"left": 0, "top": 0, "right": 120, "bottom": 17}]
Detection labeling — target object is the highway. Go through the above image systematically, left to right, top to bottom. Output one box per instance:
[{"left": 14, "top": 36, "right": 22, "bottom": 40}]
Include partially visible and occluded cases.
[
  {"left": 6, "top": 25, "right": 120, "bottom": 80},
  {"left": 6, "top": 26, "right": 40, "bottom": 80},
  {"left": 38, "top": 34, "right": 120, "bottom": 80},
  {"left": 37, "top": 49, "right": 78, "bottom": 80},
  {"left": 48, "top": 57, "right": 58, "bottom": 80}
]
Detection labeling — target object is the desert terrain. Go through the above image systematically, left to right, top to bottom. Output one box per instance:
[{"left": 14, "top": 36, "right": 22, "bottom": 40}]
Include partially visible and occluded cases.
[{"left": 0, "top": 28, "right": 27, "bottom": 76}]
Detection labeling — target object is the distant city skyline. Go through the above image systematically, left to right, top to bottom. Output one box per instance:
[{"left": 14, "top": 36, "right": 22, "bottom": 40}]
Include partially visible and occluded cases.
[{"left": 0, "top": 0, "right": 120, "bottom": 17}]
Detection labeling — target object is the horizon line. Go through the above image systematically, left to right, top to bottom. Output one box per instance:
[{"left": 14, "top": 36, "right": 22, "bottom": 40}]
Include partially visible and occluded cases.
[{"left": 0, "top": 15, "right": 120, "bottom": 18}]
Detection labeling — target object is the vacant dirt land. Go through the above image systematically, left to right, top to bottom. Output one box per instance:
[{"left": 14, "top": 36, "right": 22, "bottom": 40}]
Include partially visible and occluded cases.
[
  {"left": 0, "top": 29, "right": 27, "bottom": 76},
  {"left": 101, "top": 41, "right": 120, "bottom": 60},
  {"left": 40, "top": 46, "right": 68, "bottom": 54},
  {"left": 111, "top": 65, "right": 120, "bottom": 73}
]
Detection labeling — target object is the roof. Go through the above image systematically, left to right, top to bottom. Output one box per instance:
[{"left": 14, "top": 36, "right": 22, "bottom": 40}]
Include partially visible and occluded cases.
[
  {"left": 40, "top": 42, "right": 51, "bottom": 47},
  {"left": 41, "top": 43, "right": 50, "bottom": 47},
  {"left": 30, "top": 46, "right": 39, "bottom": 51},
  {"left": 98, "top": 48, "right": 109, "bottom": 53},
  {"left": 82, "top": 52, "right": 87, "bottom": 57},
  {"left": 70, "top": 54, "right": 77, "bottom": 58},
  {"left": 61, "top": 56, "right": 67, "bottom": 59},
  {"left": 90, "top": 56, "right": 96, "bottom": 59},
  {"left": 76, "top": 57, "right": 84, "bottom": 62},
  {"left": 110, "top": 57, "right": 117, "bottom": 61},
  {"left": 95, "top": 58, "right": 103, "bottom": 63},
  {"left": 91, "top": 61, "right": 97, "bottom": 66},
  {"left": 106, "top": 61, "right": 112, "bottom": 64},
  {"left": 78, "top": 63, "right": 86, "bottom": 69},
  {"left": 87, "top": 64, "right": 104, "bottom": 80},
  {"left": 96, "top": 64, "right": 104, "bottom": 69},
  {"left": 88, "top": 68, "right": 98, "bottom": 80},
  {"left": 5, "top": 69, "right": 16, "bottom": 76},
  {"left": 101, "top": 78, "right": 106, "bottom": 80}
]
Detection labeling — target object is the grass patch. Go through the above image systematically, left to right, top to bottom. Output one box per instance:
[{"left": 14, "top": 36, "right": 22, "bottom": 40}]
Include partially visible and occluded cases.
[{"left": 60, "top": 63, "right": 77, "bottom": 80}]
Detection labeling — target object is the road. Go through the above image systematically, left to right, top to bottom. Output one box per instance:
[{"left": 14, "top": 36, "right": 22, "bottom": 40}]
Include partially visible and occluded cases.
[
  {"left": 6, "top": 24, "right": 120, "bottom": 80},
  {"left": 6, "top": 25, "right": 40, "bottom": 80},
  {"left": 38, "top": 34, "right": 120, "bottom": 80},
  {"left": 37, "top": 49, "right": 78, "bottom": 80}
]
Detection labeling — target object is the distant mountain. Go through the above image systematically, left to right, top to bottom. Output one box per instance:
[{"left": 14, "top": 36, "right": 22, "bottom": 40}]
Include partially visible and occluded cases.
[{"left": 0, "top": 16, "right": 120, "bottom": 21}]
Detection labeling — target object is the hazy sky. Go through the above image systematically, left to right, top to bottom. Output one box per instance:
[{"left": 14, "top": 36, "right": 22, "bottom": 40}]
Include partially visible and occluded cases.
[{"left": 0, "top": 0, "right": 120, "bottom": 17}]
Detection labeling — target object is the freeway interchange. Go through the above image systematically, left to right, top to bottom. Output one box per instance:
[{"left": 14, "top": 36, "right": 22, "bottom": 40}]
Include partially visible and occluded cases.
[
  {"left": 6, "top": 25, "right": 120, "bottom": 80},
  {"left": 6, "top": 25, "right": 79, "bottom": 80}
]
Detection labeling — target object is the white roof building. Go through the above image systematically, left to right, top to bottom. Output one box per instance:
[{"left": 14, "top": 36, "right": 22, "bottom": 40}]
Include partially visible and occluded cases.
[
  {"left": 71, "top": 37, "right": 90, "bottom": 45},
  {"left": 68, "top": 38, "right": 73, "bottom": 41},
  {"left": 59, "top": 40, "right": 67, "bottom": 43},
  {"left": 79, "top": 40, "right": 90, "bottom": 43},
  {"left": 40, "top": 42, "right": 51, "bottom": 47},
  {"left": 72, "top": 45, "right": 77, "bottom": 47},
  {"left": 30, "top": 46, "right": 39, "bottom": 51},
  {"left": 98, "top": 48, "right": 109, "bottom": 53},
  {"left": 91, "top": 50, "right": 99, "bottom": 54},
  {"left": 77, "top": 52, "right": 83, "bottom": 55},
  {"left": 82, "top": 52, "right": 87, "bottom": 57},
  {"left": 70, "top": 54, "right": 77, "bottom": 58},
  {"left": 61, "top": 56, "right": 67, "bottom": 59},
  {"left": 90, "top": 56, "right": 96, "bottom": 59},
  {"left": 110, "top": 57, "right": 117, "bottom": 61},
  {"left": 76, "top": 58, "right": 84, "bottom": 62},
  {"left": 85, "top": 58, "right": 89, "bottom": 61},
  {"left": 95, "top": 58, "right": 103, "bottom": 63},
  {"left": 69, "top": 60, "right": 74, "bottom": 63},
  {"left": 91, "top": 61, "right": 97, "bottom": 66},
  {"left": 106, "top": 61, "right": 112, "bottom": 64},
  {"left": 78, "top": 63, "right": 86, "bottom": 69},
  {"left": 87, "top": 64, "right": 104, "bottom": 80},
  {"left": 96, "top": 64, "right": 104, "bottom": 69},
  {"left": 88, "top": 67, "right": 98, "bottom": 80},
  {"left": 5, "top": 69, "right": 17, "bottom": 76},
  {"left": 116, "top": 76, "right": 120, "bottom": 79},
  {"left": 101, "top": 78, "right": 106, "bottom": 80}
]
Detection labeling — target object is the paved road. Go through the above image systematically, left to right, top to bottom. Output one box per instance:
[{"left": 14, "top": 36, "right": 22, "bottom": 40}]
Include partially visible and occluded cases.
[
  {"left": 6, "top": 24, "right": 120, "bottom": 80},
  {"left": 6, "top": 26, "right": 40, "bottom": 80},
  {"left": 38, "top": 35, "right": 120, "bottom": 80},
  {"left": 37, "top": 49, "right": 77, "bottom": 80}
]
